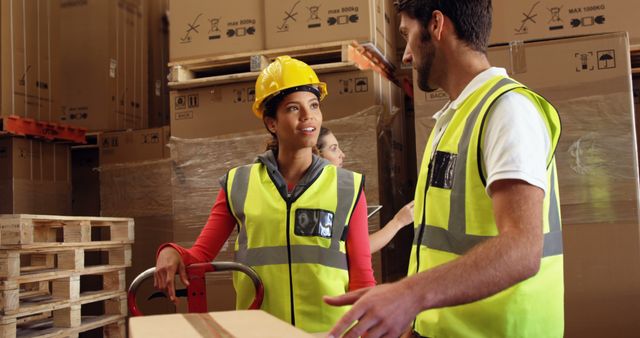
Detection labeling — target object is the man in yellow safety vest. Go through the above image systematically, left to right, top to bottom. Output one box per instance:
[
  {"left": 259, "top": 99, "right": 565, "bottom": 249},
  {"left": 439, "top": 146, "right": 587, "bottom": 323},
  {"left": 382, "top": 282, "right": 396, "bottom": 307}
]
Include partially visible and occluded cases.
[{"left": 325, "top": 1, "right": 564, "bottom": 337}]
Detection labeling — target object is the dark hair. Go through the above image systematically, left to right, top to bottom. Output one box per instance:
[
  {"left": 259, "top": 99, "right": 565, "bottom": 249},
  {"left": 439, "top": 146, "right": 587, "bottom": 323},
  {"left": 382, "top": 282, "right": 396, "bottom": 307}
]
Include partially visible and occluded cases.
[
  {"left": 394, "top": 0, "right": 492, "bottom": 53},
  {"left": 261, "top": 86, "right": 322, "bottom": 153},
  {"left": 316, "top": 127, "right": 332, "bottom": 151}
]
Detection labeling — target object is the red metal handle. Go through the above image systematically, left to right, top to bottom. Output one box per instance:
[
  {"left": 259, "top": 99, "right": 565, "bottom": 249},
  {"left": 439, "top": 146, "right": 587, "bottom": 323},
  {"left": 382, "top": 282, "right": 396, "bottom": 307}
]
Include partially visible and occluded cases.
[{"left": 128, "top": 261, "right": 264, "bottom": 316}]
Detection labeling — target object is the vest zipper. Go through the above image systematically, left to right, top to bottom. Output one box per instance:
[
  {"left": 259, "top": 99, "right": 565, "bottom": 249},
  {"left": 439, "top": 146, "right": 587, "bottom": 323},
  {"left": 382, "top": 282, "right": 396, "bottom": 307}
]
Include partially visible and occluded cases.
[
  {"left": 415, "top": 159, "right": 435, "bottom": 274},
  {"left": 412, "top": 160, "right": 433, "bottom": 333},
  {"left": 285, "top": 201, "right": 296, "bottom": 326}
]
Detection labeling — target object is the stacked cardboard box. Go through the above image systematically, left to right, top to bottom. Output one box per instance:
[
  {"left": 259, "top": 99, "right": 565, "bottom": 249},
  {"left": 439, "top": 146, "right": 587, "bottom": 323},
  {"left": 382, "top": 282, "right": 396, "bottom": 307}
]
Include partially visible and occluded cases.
[
  {"left": 1, "top": 0, "right": 61, "bottom": 122},
  {"left": 59, "top": 0, "right": 148, "bottom": 131},
  {"left": 168, "top": 0, "right": 396, "bottom": 62},
  {"left": 168, "top": 0, "right": 265, "bottom": 62},
  {"left": 264, "top": 0, "right": 396, "bottom": 62},
  {"left": 490, "top": 0, "right": 640, "bottom": 46},
  {"left": 414, "top": 32, "right": 640, "bottom": 336},
  {"left": 170, "top": 69, "right": 398, "bottom": 138},
  {"left": 98, "top": 127, "right": 173, "bottom": 314},
  {"left": 0, "top": 137, "right": 70, "bottom": 214}
]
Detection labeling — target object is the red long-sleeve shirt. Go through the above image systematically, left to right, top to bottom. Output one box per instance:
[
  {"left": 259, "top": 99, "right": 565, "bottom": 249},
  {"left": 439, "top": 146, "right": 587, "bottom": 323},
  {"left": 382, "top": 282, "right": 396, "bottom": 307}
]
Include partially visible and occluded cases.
[{"left": 159, "top": 188, "right": 376, "bottom": 291}]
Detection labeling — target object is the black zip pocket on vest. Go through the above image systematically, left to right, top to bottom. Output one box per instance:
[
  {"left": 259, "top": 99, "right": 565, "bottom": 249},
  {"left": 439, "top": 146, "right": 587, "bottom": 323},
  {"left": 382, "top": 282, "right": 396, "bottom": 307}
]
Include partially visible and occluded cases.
[
  {"left": 427, "top": 151, "right": 457, "bottom": 189},
  {"left": 294, "top": 209, "right": 334, "bottom": 238}
]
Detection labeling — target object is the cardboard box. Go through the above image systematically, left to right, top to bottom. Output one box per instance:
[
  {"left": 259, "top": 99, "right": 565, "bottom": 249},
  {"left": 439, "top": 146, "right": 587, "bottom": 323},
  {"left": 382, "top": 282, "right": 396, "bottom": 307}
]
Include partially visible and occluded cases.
[
  {"left": 1, "top": 0, "right": 61, "bottom": 122},
  {"left": 59, "top": 0, "right": 148, "bottom": 131},
  {"left": 147, "top": 0, "right": 170, "bottom": 128},
  {"left": 168, "top": 0, "right": 265, "bottom": 62},
  {"left": 265, "top": 0, "right": 396, "bottom": 61},
  {"left": 491, "top": 0, "right": 640, "bottom": 45},
  {"left": 413, "top": 32, "right": 640, "bottom": 336},
  {"left": 170, "top": 69, "right": 398, "bottom": 139},
  {"left": 97, "top": 126, "right": 174, "bottom": 314},
  {"left": 99, "top": 126, "right": 170, "bottom": 165},
  {"left": 0, "top": 137, "right": 70, "bottom": 214},
  {"left": 129, "top": 310, "right": 314, "bottom": 337}
]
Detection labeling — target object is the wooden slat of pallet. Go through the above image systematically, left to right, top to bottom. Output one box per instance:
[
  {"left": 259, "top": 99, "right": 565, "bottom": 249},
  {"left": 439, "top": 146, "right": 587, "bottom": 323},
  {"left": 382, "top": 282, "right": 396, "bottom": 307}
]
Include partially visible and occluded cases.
[
  {"left": 168, "top": 39, "right": 355, "bottom": 74},
  {"left": 168, "top": 40, "right": 396, "bottom": 89},
  {"left": 0, "top": 214, "right": 134, "bottom": 247},
  {"left": 0, "top": 240, "right": 133, "bottom": 251},
  {"left": 1, "top": 263, "right": 127, "bottom": 288},
  {"left": 2, "top": 267, "right": 126, "bottom": 317},
  {"left": 1, "top": 292, "right": 127, "bottom": 338},
  {"left": 10, "top": 315, "right": 125, "bottom": 338}
]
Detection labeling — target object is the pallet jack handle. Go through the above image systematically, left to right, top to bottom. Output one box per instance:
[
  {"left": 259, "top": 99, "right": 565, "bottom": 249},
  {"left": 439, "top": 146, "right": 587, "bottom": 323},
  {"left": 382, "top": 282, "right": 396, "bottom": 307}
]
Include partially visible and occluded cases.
[{"left": 128, "top": 261, "right": 264, "bottom": 316}]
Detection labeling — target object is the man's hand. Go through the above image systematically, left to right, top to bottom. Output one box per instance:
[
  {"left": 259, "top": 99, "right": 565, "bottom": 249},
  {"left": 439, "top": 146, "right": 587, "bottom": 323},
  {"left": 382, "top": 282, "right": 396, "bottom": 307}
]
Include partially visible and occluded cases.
[
  {"left": 154, "top": 247, "right": 189, "bottom": 304},
  {"left": 324, "top": 281, "right": 421, "bottom": 338}
]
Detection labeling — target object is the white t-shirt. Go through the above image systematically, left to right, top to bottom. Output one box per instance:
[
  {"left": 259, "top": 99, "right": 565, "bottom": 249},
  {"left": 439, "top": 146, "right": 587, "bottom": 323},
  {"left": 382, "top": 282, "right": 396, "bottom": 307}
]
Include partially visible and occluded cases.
[{"left": 430, "top": 67, "right": 551, "bottom": 196}]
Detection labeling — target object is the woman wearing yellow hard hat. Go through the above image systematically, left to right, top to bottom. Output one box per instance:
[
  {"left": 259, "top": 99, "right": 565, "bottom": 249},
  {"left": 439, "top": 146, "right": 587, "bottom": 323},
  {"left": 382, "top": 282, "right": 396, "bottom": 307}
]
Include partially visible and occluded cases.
[{"left": 154, "top": 56, "right": 376, "bottom": 333}]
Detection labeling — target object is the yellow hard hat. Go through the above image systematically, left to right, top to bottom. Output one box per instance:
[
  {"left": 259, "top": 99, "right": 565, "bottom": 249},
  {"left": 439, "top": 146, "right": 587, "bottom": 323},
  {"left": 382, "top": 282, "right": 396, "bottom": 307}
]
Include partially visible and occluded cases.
[{"left": 252, "top": 56, "right": 327, "bottom": 118}]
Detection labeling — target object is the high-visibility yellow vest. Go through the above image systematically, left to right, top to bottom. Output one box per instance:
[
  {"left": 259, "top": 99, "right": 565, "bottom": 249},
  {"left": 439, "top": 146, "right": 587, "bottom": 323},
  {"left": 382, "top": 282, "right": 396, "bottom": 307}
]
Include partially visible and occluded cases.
[
  {"left": 410, "top": 76, "right": 564, "bottom": 337},
  {"left": 225, "top": 162, "right": 363, "bottom": 333}
]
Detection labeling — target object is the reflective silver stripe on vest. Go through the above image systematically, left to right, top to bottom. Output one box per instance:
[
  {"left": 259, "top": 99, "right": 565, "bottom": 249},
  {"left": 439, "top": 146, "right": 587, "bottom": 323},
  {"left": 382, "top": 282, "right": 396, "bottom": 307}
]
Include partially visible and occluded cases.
[
  {"left": 421, "top": 78, "right": 563, "bottom": 257},
  {"left": 544, "top": 163, "right": 563, "bottom": 257},
  {"left": 230, "top": 165, "right": 252, "bottom": 249},
  {"left": 332, "top": 168, "right": 355, "bottom": 249},
  {"left": 235, "top": 245, "right": 348, "bottom": 270}
]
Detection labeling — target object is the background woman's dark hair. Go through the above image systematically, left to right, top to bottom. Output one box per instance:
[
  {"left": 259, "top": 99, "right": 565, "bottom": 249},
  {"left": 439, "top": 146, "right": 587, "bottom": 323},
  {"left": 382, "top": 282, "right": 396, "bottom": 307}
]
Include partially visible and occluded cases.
[
  {"left": 394, "top": 0, "right": 492, "bottom": 53},
  {"left": 316, "top": 127, "right": 332, "bottom": 151}
]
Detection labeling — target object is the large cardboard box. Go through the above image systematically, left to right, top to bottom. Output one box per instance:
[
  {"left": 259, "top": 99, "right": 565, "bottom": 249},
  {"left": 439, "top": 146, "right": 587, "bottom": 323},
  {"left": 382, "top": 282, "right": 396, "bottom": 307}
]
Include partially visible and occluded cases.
[
  {"left": 1, "top": 0, "right": 61, "bottom": 122},
  {"left": 59, "top": 0, "right": 148, "bottom": 131},
  {"left": 147, "top": 0, "right": 170, "bottom": 128},
  {"left": 168, "top": 0, "right": 265, "bottom": 62},
  {"left": 265, "top": 0, "right": 396, "bottom": 61},
  {"left": 491, "top": 0, "right": 640, "bottom": 45},
  {"left": 414, "top": 32, "right": 640, "bottom": 336},
  {"left": 169, "top": 69, "right": 398, "bottom": 139},
  {"left": 98, "top": 126, "right": 173, "bottom": 315},
  {"left": 99, "top": 126, "right": 170, "bottom": 165},
  {"left": 0, "top": 137, "right": 70, "bottom": 214},
  {"left": 129, "top": 310, "right": 315, "bottom": 337}
]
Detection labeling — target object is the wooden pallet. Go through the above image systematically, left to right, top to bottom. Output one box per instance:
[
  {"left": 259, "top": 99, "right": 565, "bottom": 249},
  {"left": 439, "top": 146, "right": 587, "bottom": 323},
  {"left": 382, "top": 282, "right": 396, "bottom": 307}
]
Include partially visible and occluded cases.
[
  {"left": 168, "top": 40, "right": 397, "bottom": 89},
  {"left": 0, "top": 116, "right": 87, "bottom": 144},
  {"left": 0, "top": 214, "right": 134, "bottom": 249},
  {"left": 1, "top": 265, "right": 127, "bottom": 316},
  {"left": 0, "top": 292, "right": 126, "bottom": 338}
]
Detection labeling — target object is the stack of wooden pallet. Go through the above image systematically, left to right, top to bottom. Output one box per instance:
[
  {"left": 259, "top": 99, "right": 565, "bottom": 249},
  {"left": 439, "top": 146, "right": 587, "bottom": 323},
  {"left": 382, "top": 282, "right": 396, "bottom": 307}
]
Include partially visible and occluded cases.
[{"left": 0, "top": 215, "right": 133, "bottom": 338}]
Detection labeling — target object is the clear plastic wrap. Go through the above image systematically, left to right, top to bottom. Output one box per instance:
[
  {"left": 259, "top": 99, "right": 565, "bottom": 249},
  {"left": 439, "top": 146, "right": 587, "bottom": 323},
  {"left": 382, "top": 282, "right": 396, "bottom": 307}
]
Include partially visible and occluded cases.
[{"left": 99, "top": 158, "right": 173, "bottom": 217}]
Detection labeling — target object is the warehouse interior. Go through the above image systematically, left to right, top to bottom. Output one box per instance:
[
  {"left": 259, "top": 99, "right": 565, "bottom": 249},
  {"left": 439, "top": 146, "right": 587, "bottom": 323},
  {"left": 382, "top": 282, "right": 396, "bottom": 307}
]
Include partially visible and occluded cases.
[{"left": 1, "top": 0, "right": 639, "bottom": 337}]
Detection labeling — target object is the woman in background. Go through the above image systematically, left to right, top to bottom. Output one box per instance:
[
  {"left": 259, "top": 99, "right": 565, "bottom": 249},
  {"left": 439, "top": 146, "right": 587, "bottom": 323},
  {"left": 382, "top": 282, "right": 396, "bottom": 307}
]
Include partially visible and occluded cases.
[{"left": 317, "top": 126, "right": 415, "bottom": 253}]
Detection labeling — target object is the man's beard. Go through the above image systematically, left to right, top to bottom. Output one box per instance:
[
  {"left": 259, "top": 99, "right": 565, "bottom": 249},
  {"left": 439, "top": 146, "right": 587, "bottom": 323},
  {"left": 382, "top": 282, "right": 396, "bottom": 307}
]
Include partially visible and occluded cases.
[{"left": 416, "top": 33, "right": 437, "bottom": 92}]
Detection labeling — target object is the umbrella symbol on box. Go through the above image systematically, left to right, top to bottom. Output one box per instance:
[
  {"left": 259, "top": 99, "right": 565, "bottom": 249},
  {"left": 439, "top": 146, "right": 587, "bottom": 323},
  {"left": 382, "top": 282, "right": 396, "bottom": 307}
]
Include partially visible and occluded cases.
[{"left": 597, "top": 50, "right": 615, "bottom": 69}]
